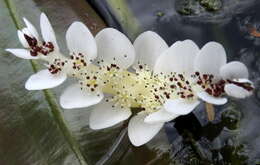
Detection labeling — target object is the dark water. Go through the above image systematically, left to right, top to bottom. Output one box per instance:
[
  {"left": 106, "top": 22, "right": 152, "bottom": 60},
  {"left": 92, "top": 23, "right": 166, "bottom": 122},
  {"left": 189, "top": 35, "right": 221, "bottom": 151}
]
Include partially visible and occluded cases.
[{"left": 89, "top": 0, "right": 260, "bottom": 164}]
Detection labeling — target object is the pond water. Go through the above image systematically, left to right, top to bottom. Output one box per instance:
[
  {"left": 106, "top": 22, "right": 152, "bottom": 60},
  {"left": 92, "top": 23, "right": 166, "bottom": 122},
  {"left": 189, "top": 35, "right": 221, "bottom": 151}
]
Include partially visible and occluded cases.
[{"left": 89, "top": 0, "right": 260, "bottom": 164}]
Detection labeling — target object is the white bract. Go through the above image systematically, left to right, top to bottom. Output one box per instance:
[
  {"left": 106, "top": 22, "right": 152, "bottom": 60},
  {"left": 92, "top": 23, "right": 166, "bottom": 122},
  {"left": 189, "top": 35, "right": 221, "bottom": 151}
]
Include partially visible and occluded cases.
[{"left": 6, "top": 13, "right": 254, "bottom": 147}]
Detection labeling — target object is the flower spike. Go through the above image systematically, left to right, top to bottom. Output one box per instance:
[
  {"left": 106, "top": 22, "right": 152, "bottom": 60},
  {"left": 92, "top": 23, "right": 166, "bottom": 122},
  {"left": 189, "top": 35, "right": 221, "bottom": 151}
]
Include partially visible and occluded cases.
[{"left": 6, "top": 12, "right": 254, "bottom": 146}]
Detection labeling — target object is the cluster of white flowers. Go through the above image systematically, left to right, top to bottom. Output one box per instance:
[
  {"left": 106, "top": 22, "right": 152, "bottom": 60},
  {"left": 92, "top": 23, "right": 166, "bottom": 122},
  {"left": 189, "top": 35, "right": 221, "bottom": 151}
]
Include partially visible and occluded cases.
[{"left": 6, "top": 13, "right": 254, "bottom": 146}]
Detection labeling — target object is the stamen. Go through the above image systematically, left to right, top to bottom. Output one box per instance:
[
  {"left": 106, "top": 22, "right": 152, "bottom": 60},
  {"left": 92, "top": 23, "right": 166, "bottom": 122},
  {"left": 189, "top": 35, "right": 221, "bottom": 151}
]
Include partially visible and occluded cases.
[
  {"left": 24, "top": 34, "right": 54, "bottom": 57},
  {"left": 70, "top": 52, "right": 87, "bottom": 70},
  {"left": 48, "top": 58, "right": 67, "bottom": 74},
  {"left": 194, "top": 72, "right": 226, "bottom": 97}
]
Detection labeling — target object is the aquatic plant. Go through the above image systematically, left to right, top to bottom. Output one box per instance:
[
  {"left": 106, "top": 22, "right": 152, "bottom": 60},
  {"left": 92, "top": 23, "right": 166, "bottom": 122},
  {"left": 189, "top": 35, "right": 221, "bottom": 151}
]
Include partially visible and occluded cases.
[{"left": 6, "top": 13, "right": 254, "bottom": 146}]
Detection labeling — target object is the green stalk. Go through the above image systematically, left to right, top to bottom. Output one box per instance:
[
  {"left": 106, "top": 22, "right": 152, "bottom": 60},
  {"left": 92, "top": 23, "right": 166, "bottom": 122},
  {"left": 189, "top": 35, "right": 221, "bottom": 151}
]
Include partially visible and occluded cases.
[{"left": 108, "top": 0, "right": 141, "bottom": 40}]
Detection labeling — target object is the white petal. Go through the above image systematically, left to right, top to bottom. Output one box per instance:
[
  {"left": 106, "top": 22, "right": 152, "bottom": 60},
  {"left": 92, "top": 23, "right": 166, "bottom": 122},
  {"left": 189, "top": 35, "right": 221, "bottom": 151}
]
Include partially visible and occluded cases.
[
  {"left": 40, "top": 13, "right": 59, "bottom": 51},
  {"left": 23, "top": 17, "right": 39, "bottom": 40},
  {"left": 66, "top": 22, "right": 97, "bottom": 63},
  {"left": 22, "top": 28, "right": 34, "bottom": 38},
  {"left": 95, "top": 28, "right": 135, "bottom": 69},
  {"left": 17, "top": 30, "right": 29, "bottom": 48},
  {"left": 133, "top": 31, "right": 168, "bottom": 69},
  {"left": 154, "top": 40, "right": 199, "bottom": 75},
  {"left": 194, "top": 42, "right": 227, "bottom": 80},
  {"left": 5, "top": 48, "right": 38, "bottom": 59},
  {"left": 220, "top": 61, "right": 249, "bottom": 80},
  {"left": 25, "top": 69, "right": 66, "bottom": 90},
  {"left": 236, "top": 78, "right": 253, "bottom": 84},
  {"left": 224, "top": 79, "right": 254, "bottom": 99},
  {"left": 60, "top": 84, "right": 103, "bottom": 109},
  {"left": 224, "top": 84, "right": 253, "bottom": 99},
  {"left": 197, "top": 91, "right": 227, "bottom": 105},
  {"left": 164, "top": 98, "right": 200, "bottom": 115},
  {"left": 89, "top": 100, "right": 131, "bottom": 129},
  {"left": 144, "top": 108, "right": 179, "bottom": 124},
  {"left": 128, "top": 113, "right": 163, "bottom": 146}
]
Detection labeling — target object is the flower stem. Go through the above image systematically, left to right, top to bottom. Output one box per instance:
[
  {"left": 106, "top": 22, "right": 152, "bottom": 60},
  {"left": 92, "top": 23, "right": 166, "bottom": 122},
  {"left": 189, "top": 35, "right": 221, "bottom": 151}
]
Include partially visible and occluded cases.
[{"left": 205, "top": 103, "right": 215, "bottom": 121}]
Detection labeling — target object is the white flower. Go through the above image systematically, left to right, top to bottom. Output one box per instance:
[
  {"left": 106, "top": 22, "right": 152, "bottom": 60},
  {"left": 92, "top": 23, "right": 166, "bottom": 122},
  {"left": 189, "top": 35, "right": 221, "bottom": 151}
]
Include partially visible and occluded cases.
[
  {"left": 6, "top": 13, "right": 67, "bottom": 90},
  {"left": 152, "top": 40, "right": 201, "bottom": 121},
  {"left": 194, "top": 42, "right": 254, "bottom": 105}
]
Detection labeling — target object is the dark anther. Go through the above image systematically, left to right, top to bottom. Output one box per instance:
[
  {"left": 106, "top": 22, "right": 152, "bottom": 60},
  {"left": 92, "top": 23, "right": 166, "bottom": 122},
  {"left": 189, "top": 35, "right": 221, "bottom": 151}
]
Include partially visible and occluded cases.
[
  {"left": 24, "top": 34, "right": 37, "bottom": 47},
  {"left": 30, "top": 50, "right": 37, "bottom": 56},
  {"left": 178, "top": 74, "right": 184, "bottom": 81},
  {"left": 203, "top": 74, "right": 208, "bottom": 80},
  {"left": 197, "top": 80, "right": 202, "bottom": 85},
  {"left": 177, "top": 82, "right": 182, "bottom": 88},
  {"left": 170, "top": 85, "right": 176, "bottom": 89},
  {"left": 205, "top": 88, "right": 212, "bottom": 95},
  {"left": 187, "top": 94, "right": 194, "bottom": 98},
  {"left": 154, "top": 95, "right": 159, "bottom": 99}
]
